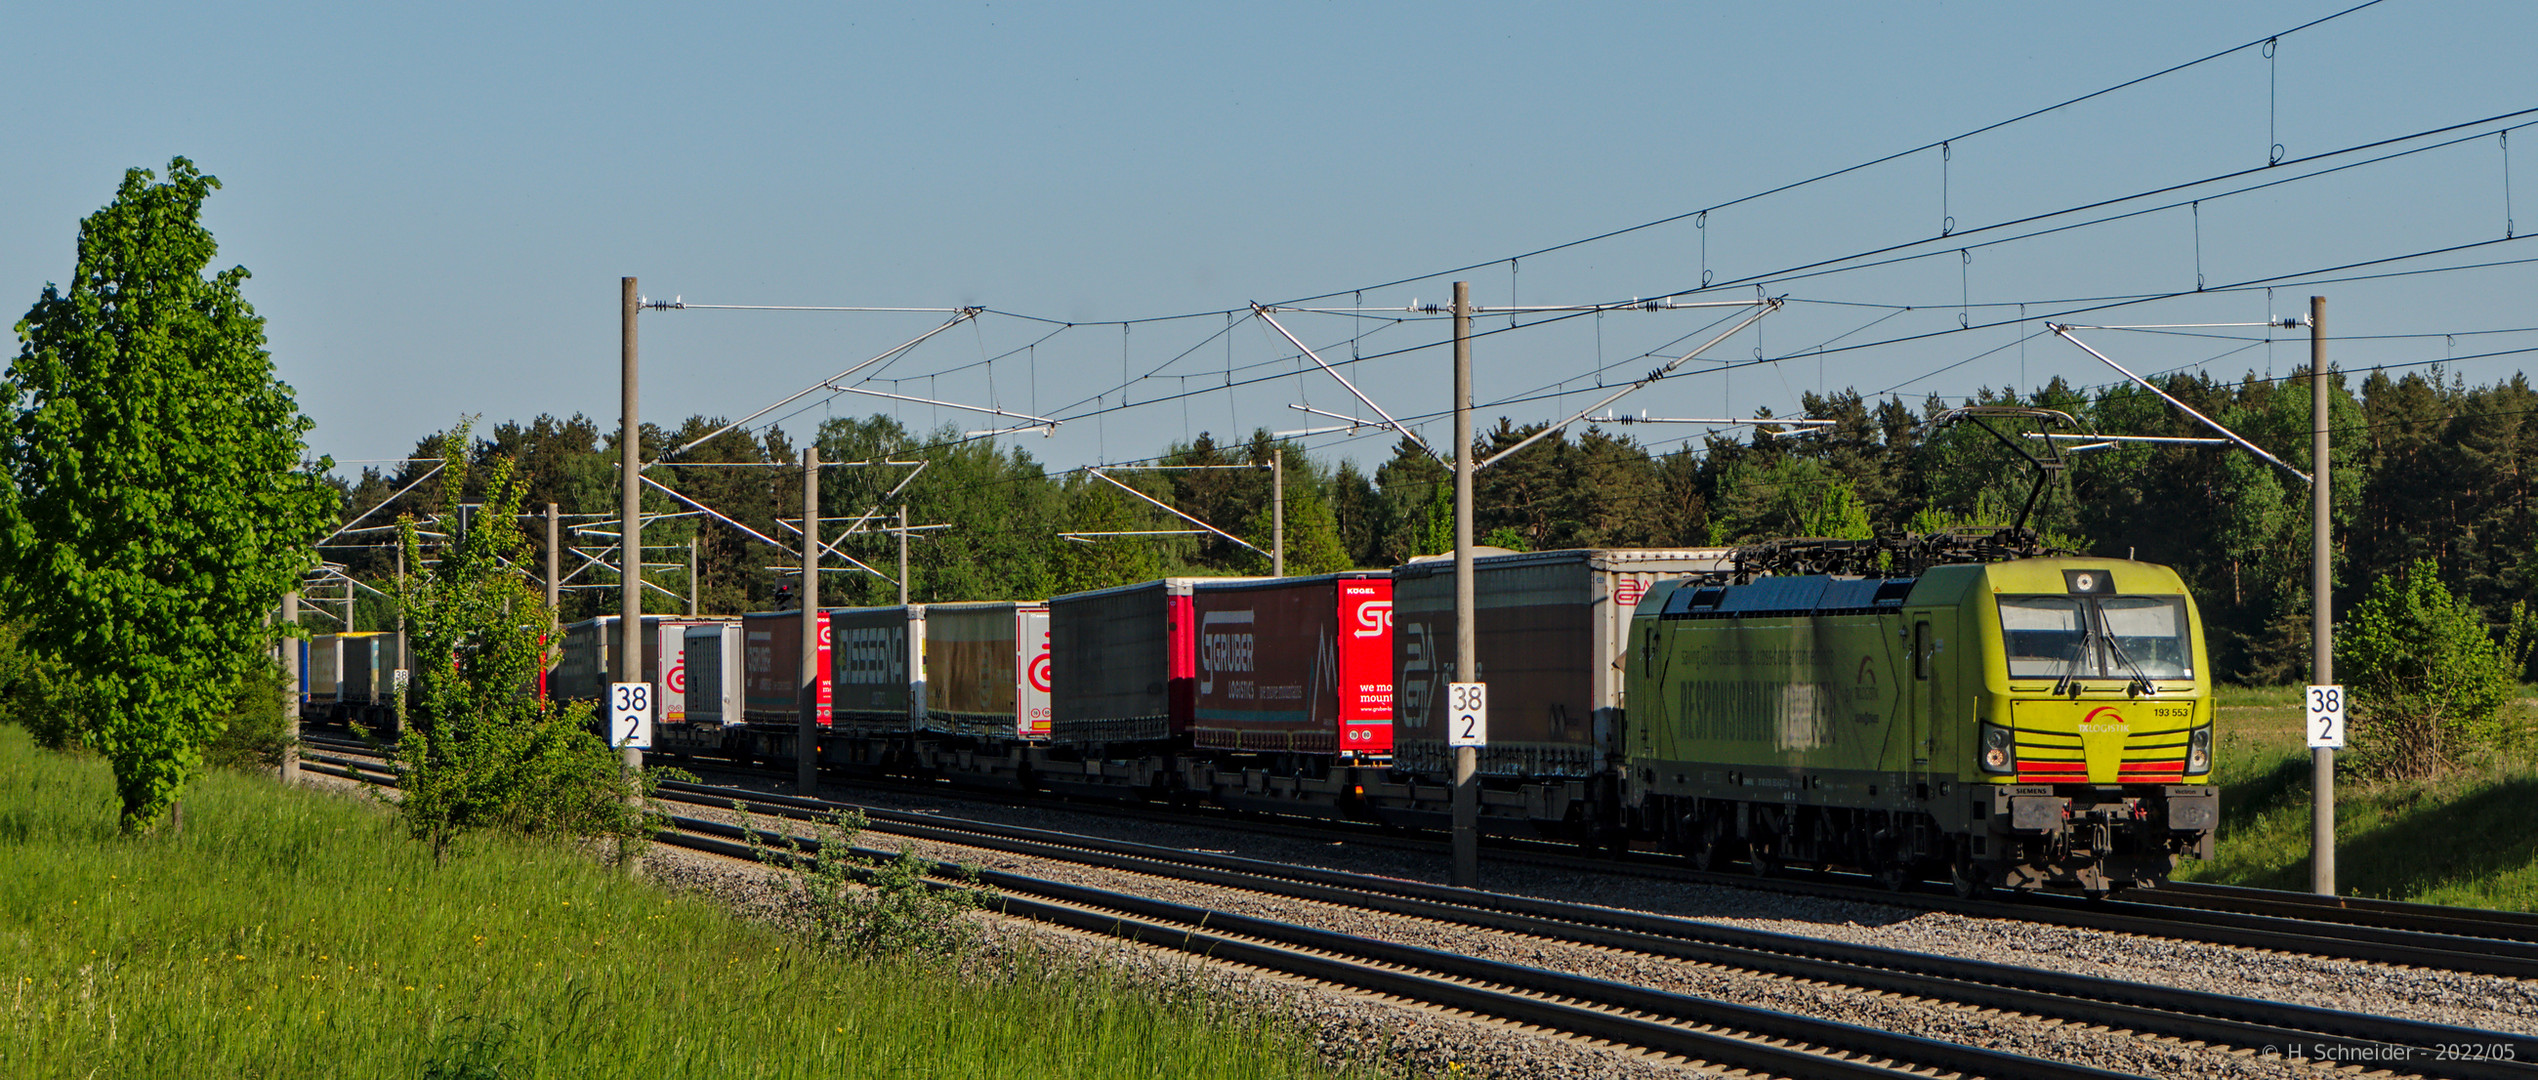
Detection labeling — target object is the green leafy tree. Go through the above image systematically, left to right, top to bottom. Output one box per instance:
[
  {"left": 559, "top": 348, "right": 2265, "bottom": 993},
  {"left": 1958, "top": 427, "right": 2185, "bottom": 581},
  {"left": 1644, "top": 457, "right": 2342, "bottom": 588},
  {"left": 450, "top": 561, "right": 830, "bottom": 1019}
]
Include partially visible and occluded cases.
[
  {"left": 0, "top": 159, "right": 334, "bottom": 831},
  {"left": 393, "top": 422, "right": 652, "bottom": 861},
  {"left": 1238, "top": 444, "right": 1350, "bottom": 576},
  {"left": 1706, "top": 456, "right": 1873, "bottom": 544},
  {"left": 1053, "top": 479, "right": 1164, "bottom": 594},
  {"left": 2341, "top": 559, "right": 2532, "bottom": 779}
]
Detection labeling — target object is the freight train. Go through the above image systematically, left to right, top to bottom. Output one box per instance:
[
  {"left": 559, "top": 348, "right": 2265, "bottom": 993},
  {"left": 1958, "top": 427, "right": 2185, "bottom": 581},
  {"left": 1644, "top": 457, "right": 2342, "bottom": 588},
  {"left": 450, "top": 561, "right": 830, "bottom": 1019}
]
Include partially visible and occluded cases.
[{"left": 363, "top": 539, "right": 2212, "bottom": 897}]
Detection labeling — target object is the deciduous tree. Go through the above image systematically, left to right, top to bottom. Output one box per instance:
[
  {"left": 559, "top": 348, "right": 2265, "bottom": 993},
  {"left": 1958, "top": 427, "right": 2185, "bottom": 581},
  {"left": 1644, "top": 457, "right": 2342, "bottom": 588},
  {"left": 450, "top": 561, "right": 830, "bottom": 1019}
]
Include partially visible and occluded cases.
[{"left": 0, "top": 159, "right": 334, "bottom": 830}]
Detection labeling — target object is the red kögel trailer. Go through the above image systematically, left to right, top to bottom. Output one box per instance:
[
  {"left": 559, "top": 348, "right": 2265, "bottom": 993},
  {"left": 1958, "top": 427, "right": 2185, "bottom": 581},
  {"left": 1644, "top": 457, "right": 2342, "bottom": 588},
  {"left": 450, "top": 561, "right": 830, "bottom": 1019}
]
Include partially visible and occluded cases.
[{"left": 1190, "top": 573, "right": 1392, "bottom": 756}]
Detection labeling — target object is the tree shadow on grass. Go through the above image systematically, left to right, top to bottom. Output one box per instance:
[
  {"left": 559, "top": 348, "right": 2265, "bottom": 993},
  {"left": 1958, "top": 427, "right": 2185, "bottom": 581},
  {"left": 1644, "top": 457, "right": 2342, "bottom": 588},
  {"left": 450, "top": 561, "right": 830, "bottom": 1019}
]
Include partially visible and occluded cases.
[
  {"left": 2217, "top": 753, "right": 2313, "bottom": 836},
  {"left": 2328, "top": 776, "right": 2538, "bottom": 902}
]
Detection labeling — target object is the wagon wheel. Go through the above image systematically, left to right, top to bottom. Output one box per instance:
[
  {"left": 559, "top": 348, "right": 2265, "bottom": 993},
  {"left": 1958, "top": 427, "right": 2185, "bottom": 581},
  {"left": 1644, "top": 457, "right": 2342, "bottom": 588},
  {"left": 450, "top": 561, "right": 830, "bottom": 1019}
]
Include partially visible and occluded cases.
[
  {"left": 1686, "top": 817, "right": 1727, "bottom": 872},
  {"left": 1746, "top": 838, "right": 1779, "bottom": 879},
  {"left": 1874, "top": 856, "right": 1916, "bottom": 892}
]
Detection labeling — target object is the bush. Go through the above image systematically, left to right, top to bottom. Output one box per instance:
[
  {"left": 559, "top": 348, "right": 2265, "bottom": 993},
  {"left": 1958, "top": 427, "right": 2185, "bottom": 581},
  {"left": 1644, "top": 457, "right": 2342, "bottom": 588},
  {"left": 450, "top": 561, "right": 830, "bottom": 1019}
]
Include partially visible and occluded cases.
[
  {"left": 391, "top": 422, "right": 655, "bottom": 862},
  {"left": 2341, "top": 559, "right": 2534, "bottom": 779},
  {"left": 0, "top": 620, "right": 80, "bottom": 751},
  {"left": 203, "top": 663, "right": 294, "bottom": 771},
  {"left": 740, "top": 805, "right": 998, "bottom": 960}
]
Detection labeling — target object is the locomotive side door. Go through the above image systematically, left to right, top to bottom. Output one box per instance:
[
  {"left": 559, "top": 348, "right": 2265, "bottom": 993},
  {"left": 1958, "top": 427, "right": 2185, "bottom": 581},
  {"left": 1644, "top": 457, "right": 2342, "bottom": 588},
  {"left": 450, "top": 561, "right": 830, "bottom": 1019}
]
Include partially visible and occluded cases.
[{"left": 1909, "top": 608, "right": 1956, "bottom": 794}]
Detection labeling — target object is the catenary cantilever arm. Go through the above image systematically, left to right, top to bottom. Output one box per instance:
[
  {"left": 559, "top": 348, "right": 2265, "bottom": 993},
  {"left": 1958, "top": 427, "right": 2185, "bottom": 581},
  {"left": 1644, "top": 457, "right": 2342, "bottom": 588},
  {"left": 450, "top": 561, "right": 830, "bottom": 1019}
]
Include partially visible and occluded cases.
[
  {"left": 1252, "top": 304, "right": 1443, "bottom": 463},
  {"left": 2049, "top": 324, "right": 2310, "bottom": 483},
  {"left": 1085, "top": 468, "right": 1269, "bottom": 559}
]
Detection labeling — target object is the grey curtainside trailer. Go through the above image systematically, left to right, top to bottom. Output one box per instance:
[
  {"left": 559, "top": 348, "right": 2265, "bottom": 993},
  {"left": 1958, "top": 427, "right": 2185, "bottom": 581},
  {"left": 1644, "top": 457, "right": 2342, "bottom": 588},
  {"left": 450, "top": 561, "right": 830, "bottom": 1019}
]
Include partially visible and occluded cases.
[{"left": 1390, "top": 548, "right": 1732, "bottom": 779}]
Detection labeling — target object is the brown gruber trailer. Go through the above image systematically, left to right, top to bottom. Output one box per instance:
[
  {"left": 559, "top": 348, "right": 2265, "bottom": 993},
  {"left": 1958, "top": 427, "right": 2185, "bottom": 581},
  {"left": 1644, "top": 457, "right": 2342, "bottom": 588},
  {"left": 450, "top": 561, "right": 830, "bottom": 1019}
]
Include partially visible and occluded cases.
[{"left": 1189, "top": 572, "right": 1394, "bottom": 758}]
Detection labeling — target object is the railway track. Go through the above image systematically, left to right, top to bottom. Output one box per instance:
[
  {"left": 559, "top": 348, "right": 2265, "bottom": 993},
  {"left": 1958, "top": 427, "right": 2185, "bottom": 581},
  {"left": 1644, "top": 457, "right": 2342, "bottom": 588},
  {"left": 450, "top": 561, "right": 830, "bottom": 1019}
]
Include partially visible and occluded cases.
[
  {"left": 302, "top": 729, "right": 2538, "bottom": 976},
  {"left": 297, "top": 744, "right": 2538, "bottom": 1079}
]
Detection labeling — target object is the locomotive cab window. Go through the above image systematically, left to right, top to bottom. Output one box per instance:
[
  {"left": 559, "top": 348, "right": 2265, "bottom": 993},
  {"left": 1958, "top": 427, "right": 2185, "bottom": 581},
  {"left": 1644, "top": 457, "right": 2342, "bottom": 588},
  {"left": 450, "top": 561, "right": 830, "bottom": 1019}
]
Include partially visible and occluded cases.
[
  {"left": 1998, "top": 595, "right": 2192, "bottom": 680},
  {"left": 2098, "top": 596, "right": 2192, "bottom": 678}
]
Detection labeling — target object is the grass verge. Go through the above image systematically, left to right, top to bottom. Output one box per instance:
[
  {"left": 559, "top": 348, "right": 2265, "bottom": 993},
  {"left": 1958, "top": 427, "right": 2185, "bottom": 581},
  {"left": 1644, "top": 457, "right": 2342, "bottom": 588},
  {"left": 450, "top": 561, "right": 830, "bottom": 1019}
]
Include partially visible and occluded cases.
[
  {"left": 2180, "top": 684, "right": 2538, "bottom": 911},
  {"left": 0, "top": 725, "right": 1367, "bottom": 1078}
]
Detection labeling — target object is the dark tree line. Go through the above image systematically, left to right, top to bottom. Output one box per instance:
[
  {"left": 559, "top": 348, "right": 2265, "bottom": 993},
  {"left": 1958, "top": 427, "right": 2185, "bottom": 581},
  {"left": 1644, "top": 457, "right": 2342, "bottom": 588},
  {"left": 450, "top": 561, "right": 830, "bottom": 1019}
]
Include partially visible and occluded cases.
[{"left": 326, "top": 360, "right": 2538, "bottom": 684}]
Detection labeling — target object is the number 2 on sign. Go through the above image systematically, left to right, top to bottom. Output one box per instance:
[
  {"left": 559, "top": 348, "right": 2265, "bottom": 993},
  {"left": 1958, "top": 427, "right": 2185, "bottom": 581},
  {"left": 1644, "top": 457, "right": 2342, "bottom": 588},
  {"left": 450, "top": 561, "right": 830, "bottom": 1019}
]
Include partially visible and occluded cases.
[
  {"left": 611, "top": 682, "right": 653, "bottom": 750},
  {"left": 1447, "top": 682, "right": 1487, "bottom": 747},
  {"left": 2306, "top": 684, "right": 2345, "bottom": 749}
]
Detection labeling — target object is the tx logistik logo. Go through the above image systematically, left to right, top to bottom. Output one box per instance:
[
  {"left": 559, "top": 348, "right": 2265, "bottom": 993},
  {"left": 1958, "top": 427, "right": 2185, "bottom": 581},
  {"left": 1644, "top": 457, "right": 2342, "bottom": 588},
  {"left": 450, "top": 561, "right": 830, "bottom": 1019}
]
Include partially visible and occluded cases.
[
  {"left": 1198, "top": 610, "right": 1255, "bottom": 695},
  {"left": 2077, "top": 705, "right": 2130, "bottom": 733}
]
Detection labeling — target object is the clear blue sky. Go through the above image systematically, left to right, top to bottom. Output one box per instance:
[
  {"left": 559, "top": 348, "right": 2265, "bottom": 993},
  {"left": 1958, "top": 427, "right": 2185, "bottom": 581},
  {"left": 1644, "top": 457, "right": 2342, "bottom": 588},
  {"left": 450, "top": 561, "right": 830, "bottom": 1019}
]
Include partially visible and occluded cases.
[{"left": 5, "top": 1, "right": 2532, "bottom": 477}]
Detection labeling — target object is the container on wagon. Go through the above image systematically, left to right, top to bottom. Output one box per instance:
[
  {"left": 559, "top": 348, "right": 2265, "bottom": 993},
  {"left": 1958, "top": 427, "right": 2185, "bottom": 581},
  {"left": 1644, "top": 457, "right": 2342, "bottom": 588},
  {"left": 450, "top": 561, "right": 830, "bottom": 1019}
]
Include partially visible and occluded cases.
[
  {"left": 1391, "top": 548, "right": 1733, "bottom": 779},
  {"left": 1189, "top": 573, "right": 1393, "bottom": 756},
  {"left": 1049, "top": 577, "right": 1261, "bottom": 746},
  {"left": 919, "top": 601, "right": 1051, "bottom": 740},
  {"left": 827, "top": 605, "right": 926, "bottom": 736},
  {"left": 741, "top": 609, "right": 832, "bottom": 728},
  {"left": 551, "top": 616, "right": 728, "bottom": 722},
  {"left": 682, "top": 623, "right": 746, "bottom": 727},
  {"left": 336, "top": 632, "right": 392, "bottom": 707},
  {"left": 306, "top": 634, "right": 345, "bottom": 709}
]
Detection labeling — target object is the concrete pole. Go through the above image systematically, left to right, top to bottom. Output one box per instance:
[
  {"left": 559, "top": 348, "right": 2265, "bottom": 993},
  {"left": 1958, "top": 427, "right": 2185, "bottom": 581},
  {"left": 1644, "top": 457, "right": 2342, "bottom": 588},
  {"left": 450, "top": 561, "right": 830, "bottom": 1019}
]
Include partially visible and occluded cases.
[
  {"left": 621, "top": 276, "right": 643, "bottom": 779},
  {"left": 1452, "top": 280, "right": 1479, "bottom": 889},
  {"left": 2311, "top": 295, "right": 2335, "bottom": 896},
  {"left": 797, "top": 446, "right": 821, "bottom": 795},
  {"left": 1271, "top": 450, "right": 1285, "bottom": 578},
  {"left": 546, "top": 502, "right": 560, "bottom": 703},
  {"left": 546, "top": 503, "right": 561, "bottom": 613},
  {"left": 897, "top": 503, "right": 910, "bottom": 606},
  {"left": 688, "top": 533, "right": 701, "bottom": 617},
  {"left": 394, "top": 540, "right": 408, "bottom": 683},
  {"left": 280, "top": 591, "right": 300, "bottom": 785}
]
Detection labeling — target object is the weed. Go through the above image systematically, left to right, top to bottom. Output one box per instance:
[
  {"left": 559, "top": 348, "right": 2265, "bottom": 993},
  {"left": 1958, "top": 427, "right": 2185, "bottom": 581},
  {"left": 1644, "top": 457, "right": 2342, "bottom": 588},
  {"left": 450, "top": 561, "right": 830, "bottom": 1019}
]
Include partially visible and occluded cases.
[{"left": 737, "top": 804, "right": 1000, "bottom": 960}]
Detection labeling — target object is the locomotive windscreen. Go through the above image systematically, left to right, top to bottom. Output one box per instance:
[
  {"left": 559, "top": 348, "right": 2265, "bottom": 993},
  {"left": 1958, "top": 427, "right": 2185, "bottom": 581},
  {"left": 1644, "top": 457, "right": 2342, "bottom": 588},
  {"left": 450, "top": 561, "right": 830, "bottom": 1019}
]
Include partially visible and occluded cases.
[{"left": 1999, "top": 595, "right": 2192, "bottom": 680}]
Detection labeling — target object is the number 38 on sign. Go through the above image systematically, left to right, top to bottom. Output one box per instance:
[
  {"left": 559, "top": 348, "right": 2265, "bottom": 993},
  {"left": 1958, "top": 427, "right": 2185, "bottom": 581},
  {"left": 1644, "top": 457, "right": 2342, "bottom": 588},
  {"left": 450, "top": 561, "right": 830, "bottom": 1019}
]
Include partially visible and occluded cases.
[
  {"left": 611, "top": 682, "right": 653, "bottom": 750},
  {"left": 1446, "top": 682, "right": 1487, "bottom": 747},
  {"left": 2306, "top": 684, "right": 2345, "bottom": 749}
]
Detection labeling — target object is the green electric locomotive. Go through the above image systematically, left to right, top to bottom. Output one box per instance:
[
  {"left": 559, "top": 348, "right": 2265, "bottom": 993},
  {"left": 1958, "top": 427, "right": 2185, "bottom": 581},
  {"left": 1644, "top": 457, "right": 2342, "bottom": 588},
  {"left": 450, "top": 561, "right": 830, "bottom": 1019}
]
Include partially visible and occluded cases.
[{"left": 1624, "top": 556, "right": 2216, "bottom": 896}]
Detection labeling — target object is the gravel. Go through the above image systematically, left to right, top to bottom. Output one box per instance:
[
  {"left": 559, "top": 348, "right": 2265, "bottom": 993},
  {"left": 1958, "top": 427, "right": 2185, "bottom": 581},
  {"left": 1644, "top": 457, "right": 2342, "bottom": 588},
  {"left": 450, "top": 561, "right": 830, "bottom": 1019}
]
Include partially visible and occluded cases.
[
  {"left": 300, "top": 751, "right": 2538, "bottom": 1078},
  {"left": 671, "top": 765, "right": 2538, "bottom": 1077},
  {"left": 643, "top": 842, "right": 1720, "bottom": 1080}
]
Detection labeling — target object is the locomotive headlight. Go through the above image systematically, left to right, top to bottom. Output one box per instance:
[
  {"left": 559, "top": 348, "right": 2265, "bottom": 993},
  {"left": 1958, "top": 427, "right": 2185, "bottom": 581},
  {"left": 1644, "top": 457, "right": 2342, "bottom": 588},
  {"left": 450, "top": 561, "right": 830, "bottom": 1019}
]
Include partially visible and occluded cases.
[
  {"left": 1979, "top": 721, "right": 2016, "bottom": 774},
  {"left": 2185, "top": 725, "right": 2213, "bottom": 775}
]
